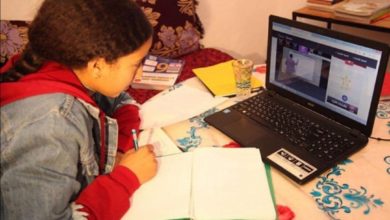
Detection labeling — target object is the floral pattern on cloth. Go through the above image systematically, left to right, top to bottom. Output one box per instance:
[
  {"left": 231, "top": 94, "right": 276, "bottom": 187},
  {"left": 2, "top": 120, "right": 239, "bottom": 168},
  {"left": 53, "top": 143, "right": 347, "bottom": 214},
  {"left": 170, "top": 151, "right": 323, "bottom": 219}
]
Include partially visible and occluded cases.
[
  {"left": 135, "top": 0, "right": 204, "bottom": 58},
  {"left": 0, "top": 20, "right": 30, "bottom": 66},
  {"left": 308, "top": 100, "right": 390, "bottom": 220},
  {"left": 376, "top": 101, "right": 390, "bottom": 175},
  {"left": 376, "top": 101, "right": 390, "bottom": 120},
  {"left": 176, "top": 107, "right": 220, "bottom": 151},
  {"left": 385, "top": 156, "right": 390, "bottom": 175},
  {"left": 311, "top": 159, "right": 384, "bottom": 219}
]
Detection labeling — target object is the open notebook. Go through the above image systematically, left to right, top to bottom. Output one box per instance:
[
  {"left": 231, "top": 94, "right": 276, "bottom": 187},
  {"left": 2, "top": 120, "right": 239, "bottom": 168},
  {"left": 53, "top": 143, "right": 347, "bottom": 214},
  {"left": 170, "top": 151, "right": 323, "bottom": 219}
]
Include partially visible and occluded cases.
[{"left": 123, "top": 147, "right": 276, "bottom": 220}]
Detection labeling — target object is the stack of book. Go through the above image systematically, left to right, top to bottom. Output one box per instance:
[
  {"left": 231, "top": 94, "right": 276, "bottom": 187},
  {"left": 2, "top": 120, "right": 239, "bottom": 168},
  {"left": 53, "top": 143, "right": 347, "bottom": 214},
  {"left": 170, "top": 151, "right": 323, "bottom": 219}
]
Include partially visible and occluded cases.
[
  {"left": 306, "top": 0, "right": 345, "bottom": 12},
  {"left": 334, "top": 0, "right": 390, "bottom": 24},
  {"left": 131, "top": 54, "right": 185, "bottom": 90}
]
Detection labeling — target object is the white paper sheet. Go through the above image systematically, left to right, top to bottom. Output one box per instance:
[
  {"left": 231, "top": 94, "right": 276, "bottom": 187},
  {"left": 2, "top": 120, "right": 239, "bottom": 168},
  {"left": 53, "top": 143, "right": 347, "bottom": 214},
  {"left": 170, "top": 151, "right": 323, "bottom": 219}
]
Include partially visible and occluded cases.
[
  {"left": 139, "top": 84, "right": 228, "bottom": 129},
  {"left": 138, "top": 127, "right": 182, "bottom": 157},
  {"left": 191, "top": 148, "right": 276, "bottom": 220},
  {"left": 122, "top": 153, "right": 193, "bottom": 220}
]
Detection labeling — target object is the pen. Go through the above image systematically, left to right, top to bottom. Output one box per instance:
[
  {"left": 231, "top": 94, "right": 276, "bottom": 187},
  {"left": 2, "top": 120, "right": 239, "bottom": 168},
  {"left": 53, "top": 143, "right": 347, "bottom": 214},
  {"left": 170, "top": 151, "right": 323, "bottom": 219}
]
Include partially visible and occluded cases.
[{"left": 131, "top": 129, "right": 139, "bottom": 151}]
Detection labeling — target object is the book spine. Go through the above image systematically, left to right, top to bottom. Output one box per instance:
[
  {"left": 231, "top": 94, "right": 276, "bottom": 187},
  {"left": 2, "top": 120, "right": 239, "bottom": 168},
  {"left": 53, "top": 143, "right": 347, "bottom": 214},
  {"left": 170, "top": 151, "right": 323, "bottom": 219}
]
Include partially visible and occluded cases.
[
  {"left": 307, "top": 0, "right": 342, "bottom": 5},
  {"left": 334, "top": 7, "right": 390, "bottom": 24}
]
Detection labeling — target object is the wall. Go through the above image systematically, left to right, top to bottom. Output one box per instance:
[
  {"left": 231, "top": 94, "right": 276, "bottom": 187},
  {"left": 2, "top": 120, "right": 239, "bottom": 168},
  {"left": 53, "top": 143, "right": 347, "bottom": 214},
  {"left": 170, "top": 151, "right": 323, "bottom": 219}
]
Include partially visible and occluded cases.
[
  {"left": 0, "top": 0, "right": 42, "bottom": 20},
  {"left": 198, "top": 0, "right": 390, "bottom": 71},
  {"left": 198, "top": 0, "right": 306, "bottom": 63}
]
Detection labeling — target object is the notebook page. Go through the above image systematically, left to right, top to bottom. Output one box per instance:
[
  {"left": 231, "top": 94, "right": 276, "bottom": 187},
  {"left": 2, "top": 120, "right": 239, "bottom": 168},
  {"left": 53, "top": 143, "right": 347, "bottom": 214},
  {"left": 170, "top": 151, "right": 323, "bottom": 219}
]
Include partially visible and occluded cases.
[
  {"left": 191, "top": 147, "right": 276, "bottom": 220},
  {"left": 122, "top": 152, "right": 193, "bottom": 220}
]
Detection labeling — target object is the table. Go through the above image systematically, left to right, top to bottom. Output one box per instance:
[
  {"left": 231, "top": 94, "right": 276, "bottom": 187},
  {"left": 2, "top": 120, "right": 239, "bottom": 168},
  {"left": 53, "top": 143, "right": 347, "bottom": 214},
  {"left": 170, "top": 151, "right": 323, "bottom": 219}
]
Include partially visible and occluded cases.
[
  {"left": 292, "top": 7, "right": 390, "bottom": 33},
  {"left": 156, "top": 74, "right": 390, "bottom": 219}
]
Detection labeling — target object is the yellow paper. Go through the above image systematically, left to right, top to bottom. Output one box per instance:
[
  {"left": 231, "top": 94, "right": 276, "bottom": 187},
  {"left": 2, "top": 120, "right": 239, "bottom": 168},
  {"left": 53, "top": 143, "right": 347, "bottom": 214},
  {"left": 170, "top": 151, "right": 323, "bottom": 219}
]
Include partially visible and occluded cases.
[{"left": 193, "top": 60, "right": 263, "bottom": 97}]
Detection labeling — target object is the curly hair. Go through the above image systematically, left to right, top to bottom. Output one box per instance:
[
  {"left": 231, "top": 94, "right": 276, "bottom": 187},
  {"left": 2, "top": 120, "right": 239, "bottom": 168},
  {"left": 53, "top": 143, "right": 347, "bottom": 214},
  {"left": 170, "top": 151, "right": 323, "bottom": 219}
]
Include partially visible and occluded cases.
[{"left": 1, "top": 0, "right": 152, "bottom": 82}]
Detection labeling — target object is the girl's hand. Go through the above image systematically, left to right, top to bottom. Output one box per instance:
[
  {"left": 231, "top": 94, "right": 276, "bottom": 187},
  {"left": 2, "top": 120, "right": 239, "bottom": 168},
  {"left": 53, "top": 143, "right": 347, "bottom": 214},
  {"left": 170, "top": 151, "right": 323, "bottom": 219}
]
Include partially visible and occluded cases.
[{"left": 118, "top": 144, "right": 158, "bottom": 184}]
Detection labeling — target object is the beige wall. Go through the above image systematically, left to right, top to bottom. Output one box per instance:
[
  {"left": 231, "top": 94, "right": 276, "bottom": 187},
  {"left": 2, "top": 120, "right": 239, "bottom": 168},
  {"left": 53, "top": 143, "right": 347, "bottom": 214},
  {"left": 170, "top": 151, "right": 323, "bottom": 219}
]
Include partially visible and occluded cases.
[
  {"left": 0, "top": 0, "right": 42, "bottom": 21},
  {"left": 2, "top": 0, "right": 389, "bottom": 70},
  {"left": 198, "top": 0, "right": 390, "bottom": 72},
  {"left": 198, "top": 0, "right": 307, "bottom": 63}
]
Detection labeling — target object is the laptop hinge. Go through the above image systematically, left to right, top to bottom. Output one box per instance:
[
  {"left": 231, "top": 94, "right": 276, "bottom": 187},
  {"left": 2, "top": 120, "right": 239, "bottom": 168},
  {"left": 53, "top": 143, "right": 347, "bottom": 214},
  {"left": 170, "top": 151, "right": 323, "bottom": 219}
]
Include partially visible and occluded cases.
[{"left": 267, "top": 90, "right": 277, "bottom": 97}]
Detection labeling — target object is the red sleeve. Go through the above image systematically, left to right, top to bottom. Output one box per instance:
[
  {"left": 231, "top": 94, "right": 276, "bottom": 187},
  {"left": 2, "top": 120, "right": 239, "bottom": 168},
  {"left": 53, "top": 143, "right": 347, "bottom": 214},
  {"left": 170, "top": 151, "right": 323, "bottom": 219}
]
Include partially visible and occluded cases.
[
  {"left": 0, "top": 54, "right": 20, "bottom": 73},
  {"left": 112, "top": 104, "right": 141, "bottom": 153},
  {"left": 75, "top": 166, "right": 140, "bottom": 220}
]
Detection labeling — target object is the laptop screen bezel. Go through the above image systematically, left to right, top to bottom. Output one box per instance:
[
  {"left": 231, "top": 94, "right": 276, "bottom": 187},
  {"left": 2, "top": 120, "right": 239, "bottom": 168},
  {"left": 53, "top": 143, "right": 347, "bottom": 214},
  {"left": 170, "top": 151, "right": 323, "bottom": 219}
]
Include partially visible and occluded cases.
[{"left": 266, "top": 15, "right": 389, "bottom": 136}]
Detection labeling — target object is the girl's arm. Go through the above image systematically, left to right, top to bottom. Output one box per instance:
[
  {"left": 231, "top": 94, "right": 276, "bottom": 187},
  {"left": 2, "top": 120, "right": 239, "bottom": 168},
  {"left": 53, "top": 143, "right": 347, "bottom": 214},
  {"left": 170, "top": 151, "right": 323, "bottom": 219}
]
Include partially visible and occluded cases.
[
  {"left": 92, "top": 92, "right": 141, "bottom": 153},
  {"left": 75, "top": 166, "right": 140, "bottom": 220}
]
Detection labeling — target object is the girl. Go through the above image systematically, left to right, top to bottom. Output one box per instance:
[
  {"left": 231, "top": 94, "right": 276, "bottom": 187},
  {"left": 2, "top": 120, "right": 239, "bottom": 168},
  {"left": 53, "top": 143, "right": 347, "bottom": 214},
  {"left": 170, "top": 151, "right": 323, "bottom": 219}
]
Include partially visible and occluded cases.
[{"left": 0, "top": 0, "right": 157, "bottom": 219}]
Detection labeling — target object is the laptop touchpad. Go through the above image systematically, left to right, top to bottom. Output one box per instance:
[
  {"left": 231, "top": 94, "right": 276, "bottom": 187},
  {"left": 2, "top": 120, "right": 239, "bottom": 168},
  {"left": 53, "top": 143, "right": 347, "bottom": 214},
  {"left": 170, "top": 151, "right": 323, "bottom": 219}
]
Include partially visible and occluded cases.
[{"left": 222, "top": 118, "right": 270, "bottom": 146}]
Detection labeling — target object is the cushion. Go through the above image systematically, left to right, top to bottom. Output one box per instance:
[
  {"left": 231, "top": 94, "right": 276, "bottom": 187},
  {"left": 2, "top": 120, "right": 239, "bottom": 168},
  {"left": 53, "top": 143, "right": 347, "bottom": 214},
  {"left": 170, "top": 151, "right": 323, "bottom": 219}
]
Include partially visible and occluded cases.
[
  {"left": 135, "top": 0, "right": 204, "bottom": 58},
  {"left": 0, "top": 1, "right": 205, "bottom": 66},
  {"left": 0, "top": 20, "right": 30, "bottom": 66}
]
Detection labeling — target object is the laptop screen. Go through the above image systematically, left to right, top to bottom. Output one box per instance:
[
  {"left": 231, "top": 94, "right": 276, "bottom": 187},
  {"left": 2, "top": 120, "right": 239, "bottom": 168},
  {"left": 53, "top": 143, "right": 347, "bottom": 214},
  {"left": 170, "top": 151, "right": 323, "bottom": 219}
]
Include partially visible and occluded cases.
[{"left": 267, "top": 17, "right": 386, "bottom": 128}]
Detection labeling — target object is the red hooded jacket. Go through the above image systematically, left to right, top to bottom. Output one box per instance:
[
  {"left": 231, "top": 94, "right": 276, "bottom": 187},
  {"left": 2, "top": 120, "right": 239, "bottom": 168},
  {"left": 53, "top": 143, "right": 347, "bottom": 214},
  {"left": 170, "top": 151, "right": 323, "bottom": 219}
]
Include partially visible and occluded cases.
[{"left": 1, "top": 56, "right": 142, "bottom": 219}]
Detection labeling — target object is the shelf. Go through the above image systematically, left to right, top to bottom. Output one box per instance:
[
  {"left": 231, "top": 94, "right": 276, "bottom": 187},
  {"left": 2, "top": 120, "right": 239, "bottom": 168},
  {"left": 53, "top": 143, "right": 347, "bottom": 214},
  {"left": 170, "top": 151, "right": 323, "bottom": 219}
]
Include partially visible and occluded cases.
[{"left": 293, "top": 7, "right": 390, "bottom": 33}]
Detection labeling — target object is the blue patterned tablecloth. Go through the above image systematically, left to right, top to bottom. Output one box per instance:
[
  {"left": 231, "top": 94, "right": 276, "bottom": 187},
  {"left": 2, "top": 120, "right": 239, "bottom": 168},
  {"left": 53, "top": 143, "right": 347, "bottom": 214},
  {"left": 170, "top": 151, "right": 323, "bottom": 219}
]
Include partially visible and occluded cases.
[{"left": 160, "top": 76, "right": 390, "bottom": 220}]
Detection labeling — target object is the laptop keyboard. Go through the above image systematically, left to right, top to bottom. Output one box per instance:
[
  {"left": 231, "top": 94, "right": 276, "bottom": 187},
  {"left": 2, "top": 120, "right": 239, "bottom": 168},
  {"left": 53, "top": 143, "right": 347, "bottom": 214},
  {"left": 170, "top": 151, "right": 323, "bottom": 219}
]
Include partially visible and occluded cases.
[{"left": 232, "top": 94, "right": 357, "bottom": 161}]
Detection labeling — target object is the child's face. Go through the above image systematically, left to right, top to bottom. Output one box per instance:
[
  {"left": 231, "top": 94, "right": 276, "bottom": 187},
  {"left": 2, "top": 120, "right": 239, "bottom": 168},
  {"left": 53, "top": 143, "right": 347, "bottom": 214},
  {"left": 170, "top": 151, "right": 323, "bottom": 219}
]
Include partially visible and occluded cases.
[
  {"left": 78, "top": 37, "right": 152, "bottom": 98},
  {"left": 100, "top": 37, "right": 152, "bottom": 97}
]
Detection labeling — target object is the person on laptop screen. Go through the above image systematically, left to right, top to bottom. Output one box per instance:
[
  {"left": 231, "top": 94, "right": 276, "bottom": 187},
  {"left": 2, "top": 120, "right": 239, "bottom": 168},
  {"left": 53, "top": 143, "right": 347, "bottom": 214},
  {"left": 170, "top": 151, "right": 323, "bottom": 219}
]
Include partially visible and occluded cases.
[{"left": 285, "top": 53, "right": 299, "bottom": 75}]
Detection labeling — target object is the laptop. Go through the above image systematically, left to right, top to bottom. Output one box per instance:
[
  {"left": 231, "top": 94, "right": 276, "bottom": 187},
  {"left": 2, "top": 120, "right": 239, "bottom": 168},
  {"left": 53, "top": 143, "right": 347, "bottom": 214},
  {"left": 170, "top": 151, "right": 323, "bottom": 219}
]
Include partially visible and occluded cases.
[{"left": 204, "top": 15, "right": 389, "bottom": 184}]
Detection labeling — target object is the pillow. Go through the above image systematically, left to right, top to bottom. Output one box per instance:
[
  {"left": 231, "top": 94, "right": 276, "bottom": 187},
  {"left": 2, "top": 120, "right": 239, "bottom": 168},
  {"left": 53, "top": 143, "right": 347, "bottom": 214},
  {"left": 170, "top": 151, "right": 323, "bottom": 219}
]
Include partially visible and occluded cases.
[
  {"left": 135, "top": 0, "right": 204, "bottom": 58},
  {"left": 0, "top": 20, "right": 30, "bottom": 66}
]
